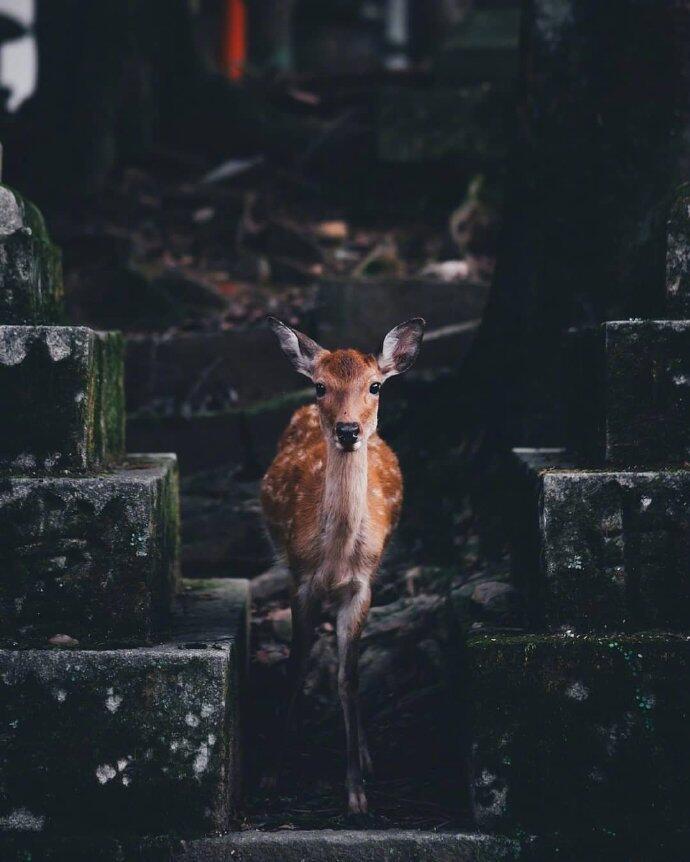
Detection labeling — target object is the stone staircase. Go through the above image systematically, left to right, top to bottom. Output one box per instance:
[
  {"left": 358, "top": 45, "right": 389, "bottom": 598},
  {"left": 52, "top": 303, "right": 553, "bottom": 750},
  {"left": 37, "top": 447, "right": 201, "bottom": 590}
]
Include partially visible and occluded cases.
[
  {"left": 3, "top": 179, "right": 687, "bottom": 858},
  {"left": 0, "top": 185, "right": 249, "bottom": 849},
  {"left": 480, "top": 185, "right": 690, "bottom": 851},
  {"left": 0, "top": 187, "right": 520, "bottom": 859}
]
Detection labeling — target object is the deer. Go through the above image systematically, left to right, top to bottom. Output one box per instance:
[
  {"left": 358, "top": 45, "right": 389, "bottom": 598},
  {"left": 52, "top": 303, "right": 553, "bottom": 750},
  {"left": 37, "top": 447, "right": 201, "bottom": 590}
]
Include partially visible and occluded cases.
[{"left": 260, "top": 316, "right": 425, "bottom": 814}]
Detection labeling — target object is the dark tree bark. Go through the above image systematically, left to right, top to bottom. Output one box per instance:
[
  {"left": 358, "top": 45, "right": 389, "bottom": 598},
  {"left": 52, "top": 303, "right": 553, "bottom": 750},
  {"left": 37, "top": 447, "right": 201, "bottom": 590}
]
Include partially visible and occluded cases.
[{"left": 465, "top": 0, "right": 690, "bottom": 447}]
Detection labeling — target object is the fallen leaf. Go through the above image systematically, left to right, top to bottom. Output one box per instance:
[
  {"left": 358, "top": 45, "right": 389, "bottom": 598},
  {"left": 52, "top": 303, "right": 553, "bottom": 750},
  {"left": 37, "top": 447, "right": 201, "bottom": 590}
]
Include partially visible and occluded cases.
[
  {"left": 313, "top": 220, "right": 348, "bottom": 242},
  {"left": 49, "top": 634, "right": 79, "bottom": 647}
]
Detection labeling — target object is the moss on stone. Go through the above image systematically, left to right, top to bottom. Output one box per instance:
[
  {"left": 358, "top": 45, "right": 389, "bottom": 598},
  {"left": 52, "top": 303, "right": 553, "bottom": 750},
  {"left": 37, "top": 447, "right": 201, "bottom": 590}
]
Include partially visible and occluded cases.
[
  {"left": 0, "top": 186, "right": 64, "bottom": 325},
  {"left": 0, "top": 326, "right": 126, "bottom": 473},
  {"left": 0, "top": 455, "right": 180, "bottom": 646},
  {"left": 467, "top": 633, "right": 690, "bottom": 837},
  {"left": 0, "top": 644, "right": 237, "bottom": 836}
]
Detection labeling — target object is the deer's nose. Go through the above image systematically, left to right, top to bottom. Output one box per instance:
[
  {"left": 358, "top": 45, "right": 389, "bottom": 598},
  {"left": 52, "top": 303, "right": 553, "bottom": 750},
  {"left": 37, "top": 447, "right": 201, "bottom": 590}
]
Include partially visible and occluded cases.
[{"left": 335, "top": 421, "right": 360, "bottom": 447}]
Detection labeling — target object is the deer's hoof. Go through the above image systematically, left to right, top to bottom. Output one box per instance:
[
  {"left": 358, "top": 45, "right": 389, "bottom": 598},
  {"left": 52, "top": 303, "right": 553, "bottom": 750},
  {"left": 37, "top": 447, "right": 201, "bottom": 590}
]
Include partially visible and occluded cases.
[{"left": 347, "top": 784, "right": 368, "bottom": 815}]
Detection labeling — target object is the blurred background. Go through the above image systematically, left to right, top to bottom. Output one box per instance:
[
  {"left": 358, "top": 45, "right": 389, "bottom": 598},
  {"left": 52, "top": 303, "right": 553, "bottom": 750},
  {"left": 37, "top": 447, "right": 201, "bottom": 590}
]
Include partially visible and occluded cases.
[{"left": 0, "top": 0, "right": 687, "bottom": 830}]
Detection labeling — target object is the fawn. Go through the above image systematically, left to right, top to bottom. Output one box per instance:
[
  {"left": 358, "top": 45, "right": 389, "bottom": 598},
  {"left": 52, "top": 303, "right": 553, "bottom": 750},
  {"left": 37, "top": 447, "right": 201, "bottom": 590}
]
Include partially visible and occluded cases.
[{"left": 260, "top": 316, "right": 425, "bottom": 814}]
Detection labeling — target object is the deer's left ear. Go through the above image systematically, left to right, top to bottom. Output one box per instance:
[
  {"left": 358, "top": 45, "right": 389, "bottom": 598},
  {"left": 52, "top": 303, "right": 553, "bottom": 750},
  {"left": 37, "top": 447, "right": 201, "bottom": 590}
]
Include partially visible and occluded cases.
[{"left": 377, "top": 317, "right": 425, "bottom": 380}]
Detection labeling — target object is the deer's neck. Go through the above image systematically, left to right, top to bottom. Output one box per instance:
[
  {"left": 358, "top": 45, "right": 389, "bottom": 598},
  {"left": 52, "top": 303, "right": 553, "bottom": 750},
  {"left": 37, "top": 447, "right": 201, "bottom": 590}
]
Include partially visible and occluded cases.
[{"left": 322, "top": 443, "right": 368, "bottom": 557}]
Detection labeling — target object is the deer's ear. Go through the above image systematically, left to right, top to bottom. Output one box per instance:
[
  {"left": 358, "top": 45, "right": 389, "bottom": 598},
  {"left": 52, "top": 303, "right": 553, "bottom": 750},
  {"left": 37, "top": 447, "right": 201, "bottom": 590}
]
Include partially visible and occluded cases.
[
  {"left": 267, "top": 317, "right": 325, "bottom": 380},
  {"left": 377, "top": 318, "right": 425, "bottom": 380}
]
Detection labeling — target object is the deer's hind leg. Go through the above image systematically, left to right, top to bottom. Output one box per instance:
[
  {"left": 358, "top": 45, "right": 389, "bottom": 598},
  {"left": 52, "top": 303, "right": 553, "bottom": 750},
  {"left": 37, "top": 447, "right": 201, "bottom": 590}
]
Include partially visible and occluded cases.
[
  {"left": 336, "top": 575, "right": 372, "bottom": 814},
  {"left": 261, "top": 581, "right": 319, "bottom": 791}
]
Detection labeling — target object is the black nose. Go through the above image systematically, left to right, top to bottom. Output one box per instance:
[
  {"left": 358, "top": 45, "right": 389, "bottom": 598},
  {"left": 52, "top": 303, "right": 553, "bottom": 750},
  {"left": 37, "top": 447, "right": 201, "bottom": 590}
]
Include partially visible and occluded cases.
[{"left": 335, "top": 421, "right": 360, "bottom": 446}]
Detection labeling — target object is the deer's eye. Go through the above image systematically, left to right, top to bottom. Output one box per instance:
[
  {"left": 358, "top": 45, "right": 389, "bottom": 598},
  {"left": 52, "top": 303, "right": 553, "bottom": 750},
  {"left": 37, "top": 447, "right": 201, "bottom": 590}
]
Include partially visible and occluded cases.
[
  {"left": 315, "top": 382, "right": 326, "bottom": 398},
  {"left": 369, "top": 382, "right": 381, "bottom": 395}
]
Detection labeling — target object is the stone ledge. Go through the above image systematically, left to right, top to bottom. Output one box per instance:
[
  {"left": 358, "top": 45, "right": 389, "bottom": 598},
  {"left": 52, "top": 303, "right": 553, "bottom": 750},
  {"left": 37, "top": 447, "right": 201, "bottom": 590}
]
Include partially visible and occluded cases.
[
  {"left": 0, "top": 326, "right": 125, "bottom": 472},
  {"left": 510, "top": 449, "right": 690, "bottom": 632},
  {"left": 0, "top": 454, "right": 180, "bottom": 645},
  {"left": 0, "top": 579, "right": 249, "bottom": 838},
  {"left": 468, "top": 633, "right": 690, "bottom": 836},
  {"left": 0, "top": 829, "right": 520, "bottom": 861}
]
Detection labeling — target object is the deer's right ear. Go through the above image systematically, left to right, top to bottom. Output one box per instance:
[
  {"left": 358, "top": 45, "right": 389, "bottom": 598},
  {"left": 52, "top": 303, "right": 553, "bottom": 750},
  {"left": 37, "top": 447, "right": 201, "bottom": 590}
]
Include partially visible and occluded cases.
[{"left": 267, "top": 317, "right": 325, "bottom": 380}]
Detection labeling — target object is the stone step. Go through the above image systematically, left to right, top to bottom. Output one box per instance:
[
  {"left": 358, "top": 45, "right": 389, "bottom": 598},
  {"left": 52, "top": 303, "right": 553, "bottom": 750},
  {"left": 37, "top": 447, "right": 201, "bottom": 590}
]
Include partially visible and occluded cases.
[
  {"left": 435, "top": 7, "right": 521, "bottom": 83},
  {"left": 377, "top": 84, "right": 510, "bottom": 163},
  {"left": 666, "top": 183, "right": 690, "bottom": 318},
  {"left": 0, "top": 185, "right": 63, "bottom": 325},
  {"left": 316, "top": 278, "right": 487, "bottom": 359},
  {"left": 125, "top": 281, "right": 487, "bottom": 420},
  {"left": 565, "top": 320, "right": 690, "bottom": 465},
  {"left": 0, "top": 326, "right": 125, "bottom": 472},
  {"left": 510, "top": 448, "right": 690, "bottom": 632},
  {"left": 0, "top": 454, "right": 180, "bottom": 646},
  {"left": 0, "top": 578, "right": 249, "bottom": 838},
  {"left": 468, "top": 632, "right": 690, "bottom": 837},
  {"left": 0, "top": 829, "right": 520, "bottom": 861}
]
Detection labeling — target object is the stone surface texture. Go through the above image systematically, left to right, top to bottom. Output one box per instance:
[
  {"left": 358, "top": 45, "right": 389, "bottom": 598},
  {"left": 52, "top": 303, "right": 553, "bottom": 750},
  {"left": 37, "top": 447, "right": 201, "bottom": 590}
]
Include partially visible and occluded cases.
[
  {"left": 666, "top": 182, "right": 690, "bottom": 317},
  {"left": 0, "top": 186, "right": 63, "bottom": 325},
  {"left": 565, "top": 321, "right": 690, "bottom": 465},
  {"left": 605, "top": 321, "right": 690, "bottom": 465},
  {"left": 0, "top": 326, "right": 125, "bottom": 472},
  {"left": 509, "top": 450, "right": 690, "bottom": 632},
  {"left": 0, "top": 454, "right": 180, "bottom": 645},
  {"left": 540, "top": 468, "right": 690, "bottom": 631},
  {"left": 0, "top": 579, "right": 249, "bottom": 837},
  {"left": 469, "top": 633, "right": 690, "bottom": 835},
  {"left": 0, "top": 830, "right": 521, "bottom": 861}
]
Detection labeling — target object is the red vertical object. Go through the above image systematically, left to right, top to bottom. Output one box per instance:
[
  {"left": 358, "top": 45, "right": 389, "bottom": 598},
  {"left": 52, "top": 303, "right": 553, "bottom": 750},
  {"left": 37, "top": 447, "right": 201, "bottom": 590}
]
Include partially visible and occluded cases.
[{"left": 224, "top": 0, "right": 247, "bottom": 81}]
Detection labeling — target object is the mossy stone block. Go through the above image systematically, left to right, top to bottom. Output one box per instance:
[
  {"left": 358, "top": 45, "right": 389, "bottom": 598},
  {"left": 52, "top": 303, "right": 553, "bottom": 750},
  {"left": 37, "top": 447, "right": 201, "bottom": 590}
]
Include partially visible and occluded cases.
[
  {"left": 666, "top": 183, "right": 690, "bottom": 317},
  {"left": 0, "top": 186, "right": 63, "bottom": 324},
  {"left": 565, "top": 321, "right": 690, "bottom": 465},
  {"left": 606, "top": 321, "right": 690, "bottom": 465},
  {"left": 0, "top": 326, "right": 125, "bottom": 472},
  {"left": 509, "top": 451, "right": 690, "bottom": 632},
  {"left": 0, "top": 454, "right": 180, "bottom": 646},
  {"left": 540, "top": 468, "right": 690, "bottom": 631},
  {"left": 0, "top": 582, "right": 248, "bottom": 837},
  {"left": 469, "top": 633, "right": 690, "bottom": 836}
]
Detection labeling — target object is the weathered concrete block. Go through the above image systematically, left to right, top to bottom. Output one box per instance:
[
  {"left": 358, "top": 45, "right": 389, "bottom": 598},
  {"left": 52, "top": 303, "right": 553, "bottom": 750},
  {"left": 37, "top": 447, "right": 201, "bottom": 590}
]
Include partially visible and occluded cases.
[
  {"left": 666, "top": 183, "right": 690, "bottom": 317},
  {"left": 0, "top": 186, "right": 63, "bottom": 324},
  {"left": 565, "top": 321, "right": 690, "bottom": 465},
  {"left": 0, "top": 326, "right": 125, "bottom": 472},
  {"left": 511, "top": 451, "right": 690, "bottom": 632},
  {"left": 0, "top": 454, "right": 180, "bottom": 645},
  {"left": 0, "top": 579, "right": 249, "bottom": 837},
  {"left": 469, "top": 633, "right": 690, "bottom": 836}
]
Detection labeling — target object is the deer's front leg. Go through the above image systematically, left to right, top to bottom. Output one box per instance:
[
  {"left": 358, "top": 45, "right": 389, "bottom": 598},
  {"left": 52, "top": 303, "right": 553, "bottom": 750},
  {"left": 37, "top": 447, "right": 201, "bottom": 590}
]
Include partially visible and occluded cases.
[{"left": 336, "top": 576, "right": 372, "bottom": 814}]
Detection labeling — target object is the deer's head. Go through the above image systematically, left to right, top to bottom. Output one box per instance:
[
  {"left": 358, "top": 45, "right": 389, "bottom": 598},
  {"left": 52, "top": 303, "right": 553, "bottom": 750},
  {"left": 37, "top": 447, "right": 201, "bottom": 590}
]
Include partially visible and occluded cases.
[{"left": 268, "top": 317, "right": 425, "bottom": 453}]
